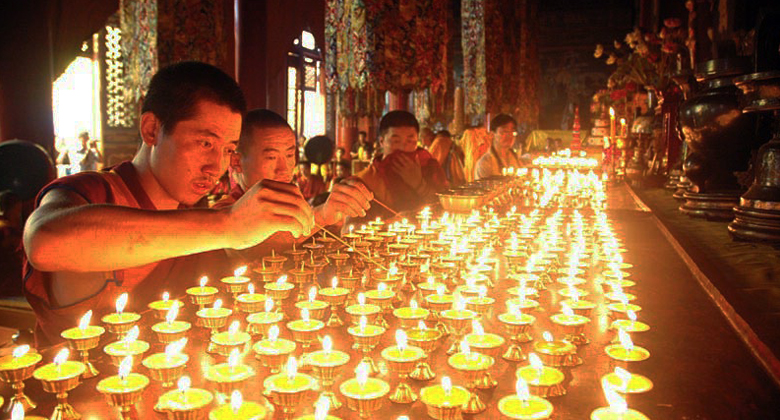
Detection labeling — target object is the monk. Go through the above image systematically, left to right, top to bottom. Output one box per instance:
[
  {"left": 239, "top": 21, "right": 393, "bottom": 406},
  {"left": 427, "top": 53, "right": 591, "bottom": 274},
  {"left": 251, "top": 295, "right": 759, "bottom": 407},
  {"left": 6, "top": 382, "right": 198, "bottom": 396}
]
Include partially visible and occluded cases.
[
  {"left": 23, "top": 62, "right": 314, "bottom": 345},
  {"left": 215, "top": 109, "right": 372, "bottom": 261},
  {"left": 356, "top": 111, "right": 447, "bottom": 219},
  {"left": 475, "top": 114, "right": 524, "bottom": 179}
]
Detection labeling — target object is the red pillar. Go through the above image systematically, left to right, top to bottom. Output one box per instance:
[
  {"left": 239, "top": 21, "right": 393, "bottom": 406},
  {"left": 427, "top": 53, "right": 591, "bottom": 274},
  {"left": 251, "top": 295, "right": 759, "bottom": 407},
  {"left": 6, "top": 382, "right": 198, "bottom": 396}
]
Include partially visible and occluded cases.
[{"left": 388, "top": 91, "right": 410, "bottom": 111}]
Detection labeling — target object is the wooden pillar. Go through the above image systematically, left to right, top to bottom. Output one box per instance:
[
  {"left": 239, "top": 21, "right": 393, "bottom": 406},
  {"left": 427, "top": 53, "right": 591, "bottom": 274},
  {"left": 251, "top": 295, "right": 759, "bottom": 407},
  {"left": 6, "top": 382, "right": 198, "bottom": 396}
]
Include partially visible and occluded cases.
[
  {"left": 236, "top": 0, "right": 268, "bottom": 109},
  {"left": 388, "top": 91, "right": 410, "bottom": 111},
  {"left": 338, "top": 115, "right": 358, "bottom": 162}
]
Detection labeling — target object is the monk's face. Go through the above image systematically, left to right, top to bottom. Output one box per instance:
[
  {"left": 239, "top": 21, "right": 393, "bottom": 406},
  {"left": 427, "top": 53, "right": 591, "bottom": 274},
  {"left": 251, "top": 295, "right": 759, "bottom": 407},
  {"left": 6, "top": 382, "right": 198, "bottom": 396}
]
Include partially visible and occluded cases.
[
  {"left": 150, "top": 100, "right": 242, "bottom": 205},
  {"left": 494, "top": 122, "right": 517, "bottom": 151},
  {"left": 238, "top": 126, "right": 297, "bottom": 186},
  {"left": 381, "top": 126, "right": 418, "bottom": 156}
]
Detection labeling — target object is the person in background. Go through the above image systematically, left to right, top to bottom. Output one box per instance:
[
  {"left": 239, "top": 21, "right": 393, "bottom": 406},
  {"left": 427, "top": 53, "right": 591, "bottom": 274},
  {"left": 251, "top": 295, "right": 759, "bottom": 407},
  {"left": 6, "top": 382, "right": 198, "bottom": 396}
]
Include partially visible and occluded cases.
[
  {"left": 22, "top": 62, "right": 315, "bottom": 345},
  {"left": 216, "top": 109, "right": 372, "bottom": 261},
  {"left": 356, "top": 111, "right": 447, "bottom": 219},
  {"left": 475, "top": 114, "right": 524, "bottom": 179},
  {"left": 419, "top": 127, "right": 436, "bottom": 149},
  {"left": 351, "top": 130, "right": 373, "bottom": 160},
  {"left": 429, "top": 130, "right": 466, "bottom": 186},
  {"left": 57, "top": 131, "right": 102, "bottom": 174},
  {"left": 329, "top": 160, "right": 351, "bottom": 191},
  {"left": 295, "top": 161, "right": 327, "bottom": 201},
  {"left": 0, "top": 191, "right": 24, "bottom": 297}
]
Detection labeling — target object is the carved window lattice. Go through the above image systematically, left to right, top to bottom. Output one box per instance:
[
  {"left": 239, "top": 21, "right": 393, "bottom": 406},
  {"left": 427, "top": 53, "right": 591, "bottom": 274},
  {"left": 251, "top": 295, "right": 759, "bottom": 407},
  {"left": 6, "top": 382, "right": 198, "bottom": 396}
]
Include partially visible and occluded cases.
[{"left": 104, "top": 25, "right": 134, "bottom": 128}]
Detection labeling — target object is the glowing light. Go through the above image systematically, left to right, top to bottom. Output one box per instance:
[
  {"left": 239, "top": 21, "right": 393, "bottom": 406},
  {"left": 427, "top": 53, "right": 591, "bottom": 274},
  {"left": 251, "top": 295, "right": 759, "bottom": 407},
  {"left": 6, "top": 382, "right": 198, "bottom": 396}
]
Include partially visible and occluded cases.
[
  {"left": 234, "top": 266, "right": 248, "bottom": 277},
  {"left": 276, "top": 275, "right": 288, "bottom": 286},
  {"left": 199, "top": 276, "right": 208, "bottom": 288},
  {"left": 331, "top": 277, "right": 338, "bottom": 288},
  {"left": 248, "top": 283, "right": 255, "bottom": 295},
  {"left": 378, "top": 283, "right": 387, "bottom": 292},
  {"left": 308, "top": 287, "right": 317, "bottom": 302},
  {"left": 162, "top": 292, "right": 170, "bottom": 302},
  {"left": 115, "top": 293, "right": 128, "bottom": 314},
  {"left": 357, "top": 293, "right": 366, "bottom": 305},
  {"left": 264, "top": 298, "right": 274, "bottom": 312},
  {"left": 213, "top": 299, "right": 223, "bottom": 310},
  {"left": 410, "top": 299, "right": 418, "bottom": 310},
  {"left": 561, "top": 303, "right": 575, "bottom": 317},
  {"left": 166, "top": 304, "right": 179, "bottom": 324},
  {"left": 302, "top": 308, "right": 310, "bottom": 322},
  {"left": 78, "top": 310, "right": 92, "bottom": 330},
  {"left": 627, "top": 310, "right": 637, "bottom": 322},
  {"left": 359, "top": 316, "right": 367, "bottom": 332},
  {"left": 471, "top": 319, "right": 484, "bottom": 335},
  {"left": 417, "top": 320, "right": 427, "bottom": 330},
  {"left": 228, "top": 321, "right": 241, "bottom": 335},
  {"left": 268, "top": 325, "right": 280, "bottom": 341},
  {"left": 124, "top": 326, "right": 140, "bottom": 344},
  {"left": 617, "top": 329, "right": 634, "bottom": 351},
  {"left": 395, "top": 330, "right": 408, "bottom": 351},
  {"left": 543, "top": 331, "right": 553, "bottom": 342},
  {"left": 323, "top": 335, "right": 332, "bottom": 353},
  {"left": 165, "top": 338, "right": 187, "bottom": 360},
  {"left": 461, "top": 339, "right": 471, "bottom": 355},
  {"left": 12, "top": 345, "right": 29, "bottom": 359},
  {"left": 54, "top": 348, "right": 70, "bottom": 366},
  {"left": 228, "top": 348, "right": 240, "bottom": 368},
  {"left": 118, "top": 356, "right": 132, "bottom": 380},
  {"left": 286, "top": 357, "right": 298, "bottom": 381},
  {"left": 356, "top": 362, "right": 369, "bottom": 387},
  {"left": 615, "top": 366, "right": 631, "bottom": 389},
  {"left": 178, "top": 376, "right": 191, "bottom": 393},
  {"left": 442, "top": 376, "right": 452, "bottom": 395},
  {"left": 516, "top": 376, "right": 530, "bottom": 401},
  {"left": 604, "top": 384, "right": 628, "bottom": 414},
  {"left": 231, "top": 390, "right": 243, "bottom": 414},
  {"left": 314, "top": 396, "right": 330, "bottom": 420},
  {"left": 11, "top": 402, "right": 24, "bottom": 420}
]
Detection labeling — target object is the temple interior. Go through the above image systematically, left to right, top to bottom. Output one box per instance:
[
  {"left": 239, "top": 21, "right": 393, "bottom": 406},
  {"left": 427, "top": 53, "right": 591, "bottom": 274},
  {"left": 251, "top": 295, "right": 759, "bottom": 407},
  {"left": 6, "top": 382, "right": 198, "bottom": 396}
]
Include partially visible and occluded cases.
[{"left": 1, "top": 1, "right": 780, "bottom": 419}]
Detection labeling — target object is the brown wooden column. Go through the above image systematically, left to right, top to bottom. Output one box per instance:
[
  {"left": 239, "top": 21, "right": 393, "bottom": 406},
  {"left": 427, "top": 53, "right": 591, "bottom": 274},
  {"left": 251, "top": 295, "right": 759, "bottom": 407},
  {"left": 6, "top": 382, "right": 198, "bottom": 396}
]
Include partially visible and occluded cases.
[
  {"left": 236, "top": 0, "right": 268, "bottom": 109},
  {"left": 388, "top": 91, "right": 410, "bottom": 111}
]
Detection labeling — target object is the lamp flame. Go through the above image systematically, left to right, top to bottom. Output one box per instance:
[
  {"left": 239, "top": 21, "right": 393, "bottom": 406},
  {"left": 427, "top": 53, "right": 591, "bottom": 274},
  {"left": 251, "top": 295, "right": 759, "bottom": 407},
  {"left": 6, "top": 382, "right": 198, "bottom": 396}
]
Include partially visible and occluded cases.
[
  {"left": 609, "top": 107, "right": 615, "bottom": 117},
  {"left": 234, "top": 266, "right": 247, "bottom": 277},
  {"left": 276, "top": 275, "right": 288, "bottom": 286},
  {"left": 199, "top": 276, "right": 208, "bottom": 288},
  {"left": 331, "top": 277, "right": 338, "bottom": 288},
  {"left": 378, "top": 282, "right": 387, "bottom": 292},
  {"left": 247, "top": 283, "right": 255, "bottom": 295},
  {"left": 436, "top": 285, "right": 445, "bottom": 296},
  {"left": 308, "top": 287, "right": 317, "bottom": 302},
  {"left": 162, "top": 292, "right": 169, "bottom": 302},
  {"left": 115, "top": 293, "right": 128, "bottom": 314},
  {"left": 357, "top": 293, "right": 366, "bottom": 305},
  {"left": 453, "top": 293, "right": 465, "bottom": 311},
  {"left": 264, "top": 298, "right": 274, "bottom": 312},
  {"left": 213, "top": 299, "right": 223, "bottom": 310},
  {"left": 410, "top": 299, "right": 418, "bottom": 310},
  {"left": 562, "top": 303, "right": 575, "bottom": 317},
  {"left": 166, "top": 304, "right": 179, "bottom": 324},
  {"left": 301, "top": 308, "right": 310, "bottom": 322},
  {"left": 78, "top": 310, "right": 92, "bottom": 330},
  {"left": 627, "top": 310, "right": 637, "bottom": 322},
  {"left": 359, "top": 316, "right": 367, "bottom": 332},
  {"left": 471, "top": 319, "right": 484, "bottom": 335},
  {"left": 417, "top": 320, "right": 427, "bottom": 330},
  {"left": 228, "top": 321, "right": 240, "bottom": 335},
  {"left": 268, "top": 325, "right": 280, "bottom": 341},
  {"left": 124, "top": 326, "right": 139, "bottom": 344},
  {"left": 617, "top": 329, "right": 634, "bottom": 351},
  {"left": 396, "top": 330, "right": 408, "bottom": 351},
  {"left": 543, "top": 331, "right": 553, "bottom": 342},
  {"left": 323, "top": 335, "right": 332, "bottom": 352},
  {"left": 165, "top": 338, "right": 187, "bottom": 359},
  {"left": 461, "top": 339, "right": 471, "bottom": 355},
  {"left": 12, "top": 345, "right": 29, "bottom": 358},
  {"left": 53, "top": 348, "right": 69, "bottom": 366},
  {"left": 228, "top": 348, "right": 240, "bottom": 368},
  {"left": 529, "top": 353, "right": 543, "bottom": 371},
  {"left": 118, "top": 356, "right": 132, "bottom": 380},
  {"left": 286, "top": 357, "right": 298, "bottom": 380},
  {"left": 356, "top": 362, "right": 369, "bottom": 387},
  {"left": 614, "top": 366, "right": 631, "bottom": 388},
  {"left": 178, "top": 376, "right": 191, "bottom": 393},
  {"left": 442, "top": 376, "right": 452, "bottom": 395},
  {"left": 515, "top": 376, "right": 531, "bottom": 402},
  {"left": 604, "top": 384, "right": 628, "bottom": 414},
  {"left": 230, "top": 390, "right": 243, "bottom": 414},
  {"left": 314, "top": 396, "right": 330, "bottom": 420},
  {"left": 11, "top": 402, "right": 23, "bottom": 420}
]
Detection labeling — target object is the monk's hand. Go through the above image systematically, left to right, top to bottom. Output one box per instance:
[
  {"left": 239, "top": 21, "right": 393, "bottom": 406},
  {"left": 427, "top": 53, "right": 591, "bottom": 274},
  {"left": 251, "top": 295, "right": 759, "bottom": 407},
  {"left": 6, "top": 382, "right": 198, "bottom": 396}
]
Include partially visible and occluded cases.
[
  {"left": 390, "top": 153, "right": 424, "bottom": 189},
  {"left": 315, "top": 178, "right": 373, "bottom": 226},
  {"left": 228, "top": 179, "right": 315, "bottom": 249}
]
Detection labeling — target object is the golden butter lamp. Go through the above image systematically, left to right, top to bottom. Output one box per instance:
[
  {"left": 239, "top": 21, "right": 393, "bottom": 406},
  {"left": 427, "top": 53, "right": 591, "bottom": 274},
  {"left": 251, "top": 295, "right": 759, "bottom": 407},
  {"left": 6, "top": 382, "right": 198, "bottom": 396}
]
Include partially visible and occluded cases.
[
  {"left": 285, "top": 242, "right": 308, "bottom": 265},
  {"left": 263, "top": 249, "right": 288, "bottom": 270},
  {"left": 254, "top": 261, "right": 281, "bottom": 284},
  {"left": 288, "top": 262, "right": 316, "bottom": 302},
  {"left": 221, "top": 266, "right": 251, "bottom": 310},
  {"left": 264, "top": 275, "right": 295, "bottom": 318},
  {"left": 186, "top": 276, "right": 219, "bottom": 311},
  {"left": 318, "top": 277, "right": 350, "bottom": 327},
  {"left": 236, "top": 283, "right": 267, "bottom": 314},
  {"left": 364, "top": 284, "right": 395, "bottom": 329},
  {"left": 294, "top": 287, "right": 329, "bottom": 321},
  {"left": 147, "top": 292, "right": 184, "bottom": 320},
  {"left": 101, "top": 293, "right": 141, "bottom": 340},
  {"left": 345, "top": 293, "right": 381, "bottom": 326},
  {"left": 440, "top": 297, "right": 477, "bottom": 355},
  {"left": 247, "top": 298, "right": 284, "bottom": 337},
  {"left": 196, "top": 299, "right": 233, "bottom": 335},
  {"left": 393, "top": 299, "right": 430, "bottom": 329},
  {"left": 151, "top": 304, "right": 191, "bottom": 345},
  {"left": 498, "top": 304, "right": 536, "bottom": 362},
  {"left": 550, "top": 304, "right": 591, "bottom": 346},
  {"left": 287, "top": 308, "right": 325, "bottom": 370},
  {"left": 60, "top": 310, "right": 104, "bottom": 379},
  {"left": 347, "top": 316, "right": 386, "bottom": 377},
  {"left": 210, "top": 321, "right": 251, "bottom": 357},
  {"left": 407, "top": 321, "right": 443, "bottom": 381},
  {"left": 463, "top": 321, "right": 505, "bottom": 389},
  {"left": 253, "top": 325, "right": 297, "bottom": 373},
  {"left": 104, "top": 326, "right": 150, "bottom": 368},
  {"left": 380, "top": 330, "right": 425, "bottom": 404},
  {"left": 605, "top": 330, "right": 650, "bottom": 365},
  {"left": 533, "top": 332, "right": 581, "bottom": 367},
  {"left": 306, "top": 336, "right": 350, "bottom": 410},
  {"left": 142, "top": 338, "right": 189, "bottom": 388},
  {"left": 446, "top": 341, "right": 494, "bottom": 414},
  {"left": 0, "top": 345, "right": 43, "bottom": 411},
  {"left": 204, "top": 348, "right": 256, "bottom": 395},
  {"left": 32, "top": 349, "right": 86, "bottom": 420},
  {"left": 516, "top": 354, "right": 566, "bottom": 398},
  {"left": 96, "top": 356, "right": 150, "bottom": 420},
  {"left": 263, "top": 357, "right": 316, "bottom": 420},
  {"left": 339, "top": 362, "right": 390, "bottom": 419},
  {"left": 601, "top": 366, "right": 653, "bottom": 395},
  {"left": 155, "top": 376, "right": 214, "bottom": 420},
  {"left": 419, "top": 376, "right": 470, "bottom": 420},
  {"left": 497, "top": 376, "right": 554, "bottom": 420},
  {"left": 590, "top": 385, "right": 649, "bottom": 420},
  {"left": 209, "top": 390, "right": 268, "bottom": 420},
  {"left": 293, "top": 395, "right": 339, "bottom": 420}
]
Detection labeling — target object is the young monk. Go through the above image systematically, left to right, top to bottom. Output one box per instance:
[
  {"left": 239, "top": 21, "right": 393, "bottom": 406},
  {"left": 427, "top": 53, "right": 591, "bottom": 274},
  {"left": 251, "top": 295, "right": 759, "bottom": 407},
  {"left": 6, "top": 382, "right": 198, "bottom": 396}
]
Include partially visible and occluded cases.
[
  {"left": 23, "top": 62, "right": 314, "bottom": 345},
  {"left": 215, "top": 109, "right": 372, "bottom": 260}
]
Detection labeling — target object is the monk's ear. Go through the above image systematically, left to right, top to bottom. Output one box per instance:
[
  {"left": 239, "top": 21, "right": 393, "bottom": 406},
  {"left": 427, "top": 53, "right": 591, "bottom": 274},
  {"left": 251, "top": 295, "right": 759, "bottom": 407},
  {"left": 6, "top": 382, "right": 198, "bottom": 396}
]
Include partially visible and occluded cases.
[
  {"left": 139, "top": 112, "right": 162, "bottom": 146},
  {"left": 230, "top": 152, "right": 242, "bottom": 173}
]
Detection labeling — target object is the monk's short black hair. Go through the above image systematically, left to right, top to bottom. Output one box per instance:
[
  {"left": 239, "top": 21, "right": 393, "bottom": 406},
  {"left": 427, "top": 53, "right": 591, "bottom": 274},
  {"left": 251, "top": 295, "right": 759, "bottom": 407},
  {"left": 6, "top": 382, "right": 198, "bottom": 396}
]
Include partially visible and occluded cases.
[
  {"left": 142, "top": 61, "right": 246, "bottom": 134},
  {"left": 238, "top": 109, "right": 294, "bottom": 154},
  {"left": 379, "top": 110, "right": 419, "bottom": 137},
  {"left": 490, "top": 114, "right": 517, "bottom": 132}
]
